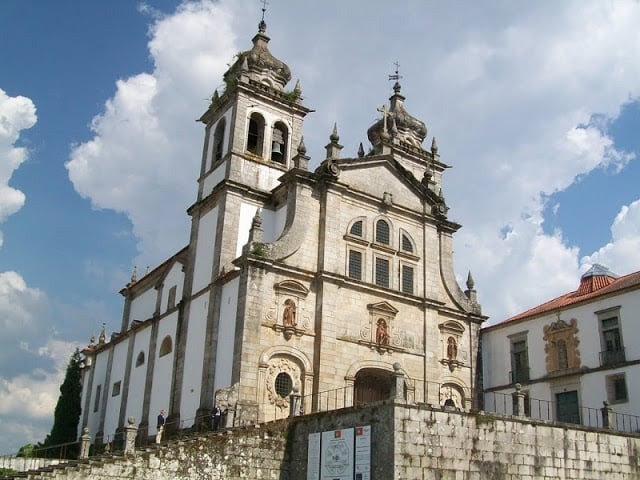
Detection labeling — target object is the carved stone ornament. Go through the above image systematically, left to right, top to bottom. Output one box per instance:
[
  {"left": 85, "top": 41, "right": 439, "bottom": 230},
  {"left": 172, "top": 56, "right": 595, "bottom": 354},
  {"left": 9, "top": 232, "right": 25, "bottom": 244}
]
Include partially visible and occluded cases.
[
  {"left": 543, "top": 317, "right": 580, "bottom": 374},
  {"left": 265, "top": 357, "right": 300, "bottom": 409},
  {"left": 439, "top": 383, "right": 464, "bottom": 408}
]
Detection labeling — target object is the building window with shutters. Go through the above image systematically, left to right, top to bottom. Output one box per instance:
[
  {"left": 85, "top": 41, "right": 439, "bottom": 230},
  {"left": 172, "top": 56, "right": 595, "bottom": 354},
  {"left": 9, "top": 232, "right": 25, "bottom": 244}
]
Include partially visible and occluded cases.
[
  {"left": 375, "top": 219, "right": 390, "bottom": 245},
  {"left": 348, "top": 249, "right": 363, "bottom": 280},
  {"left": 375, "top": 256, "right": 390, "bottom": 288},
  {"left": 401, "top": 264, "right": 414, "bottom": 294},
  {"left": 598, "top": 308, "right": 625, "bottom": 366},
  {"left": 606, "top": 373, "right": 628, "bottom": 404}
]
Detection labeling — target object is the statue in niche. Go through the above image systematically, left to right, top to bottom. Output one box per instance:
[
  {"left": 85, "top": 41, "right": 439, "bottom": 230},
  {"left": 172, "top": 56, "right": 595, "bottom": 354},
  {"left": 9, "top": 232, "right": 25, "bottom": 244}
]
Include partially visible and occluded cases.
[
  {"left": 282, "top": 299, "right": 297, "bottom": 327},
  {"left": 376, "top": 318, "right": 390, "bottom": 345},
  {"left": 447, "top": 336, "right": 458, "bottom": 360}
]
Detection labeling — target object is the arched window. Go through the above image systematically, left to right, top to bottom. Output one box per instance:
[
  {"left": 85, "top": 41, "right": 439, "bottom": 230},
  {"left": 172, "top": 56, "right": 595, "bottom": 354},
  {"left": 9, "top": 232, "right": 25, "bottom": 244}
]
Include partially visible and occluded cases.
[
  {"left": 247, "top": 112, "right": 265, "bottom": 156},
  {"left": 212, "top": 118, "right": 226, "bottom": 163},
  {"left": 270, "top": 121, "right": 288, "bottom": 163},
  {"left": 375, "top": 219, "right": 390, "bottom": 245},
  {"left": 349, "top": 220, "right": 363, "bottom": 237},
  {"left": 401, "top": 233, "right": 414, "bottom": 253},
  {"left": 159, "top": 335, "right": 173, "bottom": 357},
  {"left": 136, "top": 351, "right": 145, "bottom": 367}
]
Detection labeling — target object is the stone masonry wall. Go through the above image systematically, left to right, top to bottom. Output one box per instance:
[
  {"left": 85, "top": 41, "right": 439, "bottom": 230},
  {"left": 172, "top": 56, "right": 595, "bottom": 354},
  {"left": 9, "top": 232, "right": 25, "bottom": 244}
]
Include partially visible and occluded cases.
[
  {"left": 7, "top": 403, "right": 640, "bottom": 480},
  {"left": 394, "top": 404, "right": 640, "bottom": 480}
]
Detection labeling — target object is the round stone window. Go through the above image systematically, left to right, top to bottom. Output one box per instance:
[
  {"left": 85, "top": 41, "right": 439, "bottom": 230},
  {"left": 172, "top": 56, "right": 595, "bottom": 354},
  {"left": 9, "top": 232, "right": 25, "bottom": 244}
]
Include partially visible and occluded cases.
[{"left": 274, "top": 372, "right": 293, "bottom": 398}]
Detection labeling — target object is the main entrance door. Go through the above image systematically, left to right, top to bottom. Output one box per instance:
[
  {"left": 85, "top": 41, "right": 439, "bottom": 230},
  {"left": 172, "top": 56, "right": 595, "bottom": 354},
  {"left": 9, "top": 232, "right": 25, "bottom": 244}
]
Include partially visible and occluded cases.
[
  {"left": 354, "top": 368, "right": 392, "bottom": 406},
  {"left": 556, "top": 391, "right": 580, "bottom": 424}
]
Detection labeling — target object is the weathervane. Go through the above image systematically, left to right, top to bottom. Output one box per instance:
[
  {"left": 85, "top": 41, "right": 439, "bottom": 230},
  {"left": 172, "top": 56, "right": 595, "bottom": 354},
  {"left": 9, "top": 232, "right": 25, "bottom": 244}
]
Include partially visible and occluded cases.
[
  {"left": 258, "top": 0, "right": 269, "bottom": 32},
  {"left": 388, "top": 61, "right": 403, "bottom": 93}
]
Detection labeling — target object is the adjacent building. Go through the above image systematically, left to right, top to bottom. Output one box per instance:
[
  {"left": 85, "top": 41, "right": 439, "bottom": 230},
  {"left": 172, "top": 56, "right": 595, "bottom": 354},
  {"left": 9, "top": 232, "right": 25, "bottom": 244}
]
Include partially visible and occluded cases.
[
  {"left": 79, "top": 18, "right": 485, "bottom": 445},
  {"left": 482, "top": 264, "right": 640, "bottom": 431}
]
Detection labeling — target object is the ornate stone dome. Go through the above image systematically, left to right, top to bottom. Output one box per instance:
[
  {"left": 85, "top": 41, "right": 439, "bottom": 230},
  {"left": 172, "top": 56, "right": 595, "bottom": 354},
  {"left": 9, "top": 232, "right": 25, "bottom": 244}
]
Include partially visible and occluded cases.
[
  {"left": 223, "top": 20, "right": 291, "bottom": 92},
  {"left": 367, "top": 82, "right": 427, "bottom": 149}
]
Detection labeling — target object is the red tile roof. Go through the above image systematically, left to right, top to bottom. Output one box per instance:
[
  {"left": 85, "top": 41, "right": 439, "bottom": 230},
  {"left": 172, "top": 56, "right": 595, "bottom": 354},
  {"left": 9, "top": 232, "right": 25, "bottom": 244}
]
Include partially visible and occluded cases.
[{"left": 484, "top": 269, "right": 640, "bottom": 331}]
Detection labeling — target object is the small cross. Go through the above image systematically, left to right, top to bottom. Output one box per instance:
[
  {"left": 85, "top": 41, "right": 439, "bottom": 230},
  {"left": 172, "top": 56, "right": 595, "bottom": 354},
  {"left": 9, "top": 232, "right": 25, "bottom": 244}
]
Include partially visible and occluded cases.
[
  {"left": 260, "top": 0, "right": 269, "bottom": 21},
  {"left": 377, "top": 104, "right": 390, "bottom": 133}
]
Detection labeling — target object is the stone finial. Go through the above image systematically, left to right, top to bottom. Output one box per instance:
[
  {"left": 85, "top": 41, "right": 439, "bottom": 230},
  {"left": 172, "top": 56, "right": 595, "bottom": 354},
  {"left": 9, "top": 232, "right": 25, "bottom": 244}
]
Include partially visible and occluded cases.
[
  {"left": 241, "top": 55, "right": 249, "bottom": 72},
  {"left": 293, "top": 79, "right": 302, "bottom": 98},
  {"left": 212, "top": 89, "right": 219, "bottom": 102},
  {"left": 330, "top": 122, "right": 340, "bottom": 143},
  {"left": 325, "top": 123, "right": 343, "bottom": 160},
  {"left": 297, "top": 136, "right": 307, "bottom": 156},
  {"left": 293, "top": 137, "right": 310, "bottom": 170},
  {"left": 431, "top": 137, "right": 439, "bottom": 155},
  {"left": 357, "top": 142, "right": 365, "bottom": 158},
  {"left": 130, "top": 266, "right": 137, "bottom": 284},
  {"left": 466, "top": 271, "right": 475, "bottom": 290},
  {"left": 98, "top": 323, "right": 106, "bottom": 344},
  {"left": 89, "top": 334, "right": 96, "bottom": 346}
]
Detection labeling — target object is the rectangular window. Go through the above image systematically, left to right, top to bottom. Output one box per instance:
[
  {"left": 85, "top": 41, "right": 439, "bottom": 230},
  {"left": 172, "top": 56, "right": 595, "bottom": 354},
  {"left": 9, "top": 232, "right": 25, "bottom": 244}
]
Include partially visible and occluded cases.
[
  {"left": 348, "top": 250, "right": 362, "bottom": 280},
  {"left": 375, "top": 257, "right": 390, "bottom": 288},
  {"left": 401, "top": 265, "right": 414, "bottom": 294},
  {"left": 599, "top": 313, "right": 625, "bottom": 366},
  {"left": 510, "top": 338, "right": 529, "bottom": 383},
  {"left": 606, "top": 374, "right": 628, "bottom": 403},
  {"left": 112, "top": 381, "right": 121, "bottom": 397},
  {"left": 94, "top": 385, "right": 102, "bottom": 413}
]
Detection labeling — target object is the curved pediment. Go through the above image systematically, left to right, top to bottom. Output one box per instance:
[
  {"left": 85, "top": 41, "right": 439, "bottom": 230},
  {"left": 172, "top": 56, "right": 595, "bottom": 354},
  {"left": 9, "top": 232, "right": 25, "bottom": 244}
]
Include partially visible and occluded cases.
[{"left": 274, "top": 280, "right": 309, "bottom": 297}]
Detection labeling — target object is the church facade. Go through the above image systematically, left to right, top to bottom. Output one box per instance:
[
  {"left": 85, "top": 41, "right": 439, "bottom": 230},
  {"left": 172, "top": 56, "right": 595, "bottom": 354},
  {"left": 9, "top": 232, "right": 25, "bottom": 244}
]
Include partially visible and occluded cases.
[{"left": 78, "top": 19, "right": 485, "bottom": 443}]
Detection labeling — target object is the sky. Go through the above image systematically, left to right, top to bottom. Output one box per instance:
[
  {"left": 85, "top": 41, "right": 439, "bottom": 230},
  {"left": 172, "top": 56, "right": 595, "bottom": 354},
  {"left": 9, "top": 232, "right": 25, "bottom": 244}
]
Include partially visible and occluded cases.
[{"left": 1, "top": 0, "right": 639, "bottom": 454}]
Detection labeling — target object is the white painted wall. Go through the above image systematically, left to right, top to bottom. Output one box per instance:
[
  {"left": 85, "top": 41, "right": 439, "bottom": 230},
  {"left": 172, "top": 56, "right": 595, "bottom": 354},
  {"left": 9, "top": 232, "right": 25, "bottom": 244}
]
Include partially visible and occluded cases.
[
  {"left": 203, "top": 161, "right": 227, "bottom": 197},
  {"left": 236, "top": 203, "right": 287, "bottom": 258},
  {"left": 192, "top": 207, "right": 218, "bottom": 293},
  {"left": 213, "top": 277, "right": 239, "bottom": 394},
  {"left": 129, "top": 288, "right": 157, "bottom": 323},
  {"left": 180, "top": 294, "right": 208, "bottom": 423},
  {"left": 149, "top": 313, "right": 178, "bottom": 434},
  {"left": 125, "top": 326, "right": 152, "bottom": 427},
  {"left": 102, "top": 339, "right": 129, "bottom": 441},
  {"left": 86, "top": 349, "right": 108, "bottom": 437}
]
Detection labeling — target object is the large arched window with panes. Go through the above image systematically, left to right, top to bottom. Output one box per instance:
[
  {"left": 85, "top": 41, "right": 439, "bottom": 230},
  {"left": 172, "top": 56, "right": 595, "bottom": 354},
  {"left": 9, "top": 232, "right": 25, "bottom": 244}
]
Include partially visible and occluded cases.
[
  {"left": 247, "top": 112, "right": 265, "bottom": 156},
  {"left": 375, "top": 219, "right": 390, "bottom": 245}
]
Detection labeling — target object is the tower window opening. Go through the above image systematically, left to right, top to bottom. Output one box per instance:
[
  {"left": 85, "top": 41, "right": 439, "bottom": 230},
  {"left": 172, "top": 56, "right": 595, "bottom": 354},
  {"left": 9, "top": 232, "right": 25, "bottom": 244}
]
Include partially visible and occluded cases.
[
  {"left": 247, "top": 113, "right": 265, "bottom": 157},
  {"left": 213, "top": 118, "right": 226, "bottom": 162},
  {"left": 271, "top": 122, "right": 288, "bottom": 163}
]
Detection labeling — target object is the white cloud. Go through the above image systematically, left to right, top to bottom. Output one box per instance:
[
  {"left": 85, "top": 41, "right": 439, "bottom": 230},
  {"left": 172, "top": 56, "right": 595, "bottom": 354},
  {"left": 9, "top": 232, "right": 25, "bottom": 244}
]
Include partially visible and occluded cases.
[
  {"left": 66, "top": 1, "right": 238, "bottom": 266},
  {"left": 0, "top": 88, "right": 37, "bottom": 245}
]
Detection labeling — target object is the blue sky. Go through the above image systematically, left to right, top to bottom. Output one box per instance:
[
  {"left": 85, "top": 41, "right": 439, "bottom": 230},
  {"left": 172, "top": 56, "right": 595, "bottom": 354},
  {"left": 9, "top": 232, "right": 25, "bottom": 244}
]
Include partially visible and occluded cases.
[{"left": 1, "top": 0, "right": 639, "bottom": 454}]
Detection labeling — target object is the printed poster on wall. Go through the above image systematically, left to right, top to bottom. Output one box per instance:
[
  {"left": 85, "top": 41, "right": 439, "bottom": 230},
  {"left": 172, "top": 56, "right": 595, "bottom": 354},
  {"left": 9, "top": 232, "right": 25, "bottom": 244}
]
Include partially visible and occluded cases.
[
  {"left": 354, "top": 425, "right": 371, "bottom": 480},
  {"left": 321, "top": 428, "right": 355, "bottom": 480},
  {"left": 307, "top": 432, "right": 321, "bottom": 480}
]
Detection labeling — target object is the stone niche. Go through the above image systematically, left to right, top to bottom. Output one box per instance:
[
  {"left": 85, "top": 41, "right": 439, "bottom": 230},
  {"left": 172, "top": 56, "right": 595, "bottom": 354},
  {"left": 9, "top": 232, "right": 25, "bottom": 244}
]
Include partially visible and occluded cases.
[{"left": 543, "top": 318, "right": 580, "bottom": 374}]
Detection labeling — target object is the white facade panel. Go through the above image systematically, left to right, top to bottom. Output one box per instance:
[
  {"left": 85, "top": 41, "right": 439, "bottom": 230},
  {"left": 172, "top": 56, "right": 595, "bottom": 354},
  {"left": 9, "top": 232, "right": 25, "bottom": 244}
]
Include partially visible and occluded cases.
[
  {"left": 204, "top": 107, "right": 233, "bottom": 172},
  {"left": 203, "top": 161, "right": 227, "bottom": 197},
  {"left": 192, "top": 207, "right": 218, "bottom": 293},
  {"left": 161, "top": 263, "right": 185, "bottom": 314},
  {"left": 213, "top": 277, "right": 239, "bottom": 394},
  {"left": 129, "top": 288, "right": 157, "bottom": 323},
  {"left": 180, "top": 295, "right": 208, "bottom": 422},
  {"left": 149, "top": 313, "right": 178, "bottom": 434},
  {"left": 125, "top": 326, "right": 152, "bottom": 427},
  {"left": 102, "top": 339, "right": 129, "bottom": 441},
  {"left": 86, "top": 349, "right": 108, "bottom": 437}
]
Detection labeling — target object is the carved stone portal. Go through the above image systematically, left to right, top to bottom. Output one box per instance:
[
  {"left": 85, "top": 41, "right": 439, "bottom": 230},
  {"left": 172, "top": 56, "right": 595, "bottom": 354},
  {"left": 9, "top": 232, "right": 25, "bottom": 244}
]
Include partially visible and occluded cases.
[{"left": 543, "top": 318, "right": 580, "bottom": 374}]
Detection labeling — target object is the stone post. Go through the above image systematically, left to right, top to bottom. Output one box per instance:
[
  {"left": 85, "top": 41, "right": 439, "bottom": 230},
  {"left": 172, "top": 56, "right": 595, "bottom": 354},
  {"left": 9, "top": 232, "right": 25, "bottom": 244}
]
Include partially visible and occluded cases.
[
  {"left": 390, "top": 363, "right": 405, "bottom": 402},
  {"left": 514, "top": 383, "right": 526, "bottom": 417},
  {"left": 289, "top": 387, "right": 301, "bottom": 417},
  {"left": 601, "top": 401, "right": 613, "bottom": 429},
  {"left": 124, "top": 417, "right": 138, "bottom": 456},
  {"left": 79, "top": 427, "right": 91, "bottom": 459}
]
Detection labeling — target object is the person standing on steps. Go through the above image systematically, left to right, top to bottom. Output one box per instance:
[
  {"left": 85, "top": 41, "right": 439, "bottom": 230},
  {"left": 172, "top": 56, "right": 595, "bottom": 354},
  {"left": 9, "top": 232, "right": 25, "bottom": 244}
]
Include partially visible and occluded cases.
[
  {"left": 212, "top": 406, "right": 222, "bottom": 431},
  {"left": 156, "top": 409, "right": 166, "bottom": 444}
]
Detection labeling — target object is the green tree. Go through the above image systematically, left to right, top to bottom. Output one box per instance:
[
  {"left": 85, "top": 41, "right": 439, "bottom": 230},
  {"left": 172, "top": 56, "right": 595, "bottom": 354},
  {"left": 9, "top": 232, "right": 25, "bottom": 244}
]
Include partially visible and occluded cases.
[{"left": 41, "top": 349, "right": 82, "bottom": 457}]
